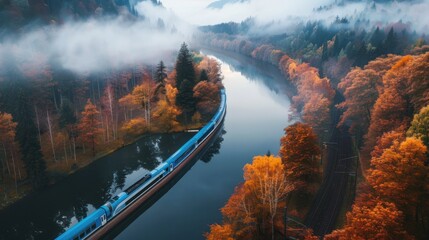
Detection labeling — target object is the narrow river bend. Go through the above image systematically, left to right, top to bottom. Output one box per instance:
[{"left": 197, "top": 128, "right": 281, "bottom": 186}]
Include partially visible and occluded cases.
[
  {"left": 0, "top": 51, "right": 293, "bottom": 240},
  {"left": 115, "top": 51, "right": 293, "bottom": 240}
]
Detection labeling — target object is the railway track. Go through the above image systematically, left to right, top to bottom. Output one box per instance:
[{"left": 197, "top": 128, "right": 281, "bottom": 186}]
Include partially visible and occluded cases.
[{"left": 304, "top": 92, "right": 354, "bottom": 237}]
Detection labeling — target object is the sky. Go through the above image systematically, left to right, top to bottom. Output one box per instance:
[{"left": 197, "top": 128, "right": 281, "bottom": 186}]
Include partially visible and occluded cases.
[
  {"left": 1, "top": 0, "right": 429, "bottom": 76},
  {"left": 161, "top": 0, "right": 429, "bottom": 33},
  {"left": 161, "top": 0, "right": 331, "bottom": 25}
]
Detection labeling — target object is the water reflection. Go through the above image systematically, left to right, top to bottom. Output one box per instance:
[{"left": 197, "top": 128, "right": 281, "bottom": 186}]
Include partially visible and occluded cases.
[
  {"left": 115, "top": 51, "right": 292, "bottom": 240},
  {"left": 104, "top": 124, "right": 226, "bottom": 239},
  {"left": 200, "top": 129, "right": 226, "bottom": 163},
  {"left": 0, "top": 133, "right": 194, "bottom": 240}
]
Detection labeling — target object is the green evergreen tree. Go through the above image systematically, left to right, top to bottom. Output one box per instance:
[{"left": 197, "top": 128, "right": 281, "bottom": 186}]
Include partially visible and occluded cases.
[
  {"left": 383, "top": 27, "right": 397, "bottom": 54},
  {"left": 332, "top": 35, "right": 341, "bottom": 57},
  {"left": 321, "top": 41, "right": 329, "bottom": 62},
  {"left": 175, "top": 43, "right": 196, "bottom": 88},
  {"left": 175, "top": 43, "right": 197, "bottom": 119},
  {"left": 155, "top": 60, "right": 167, "bottom": 83},
  {"left": 0, "top": 65, "right": 47, "bottom": 189},
  {"left": 199, "top": 69, "right": 209, "bottom": 81},
  {"left": 176, "top": 79, "right": 196, "bottom": 121},
  {"left": 59, "top": 98, "right": 76, "bottom": 129}
]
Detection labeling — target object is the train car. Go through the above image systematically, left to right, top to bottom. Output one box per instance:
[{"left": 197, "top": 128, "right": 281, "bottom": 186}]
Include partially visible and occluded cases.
[
  {"left": 56, "top": 89, "right": 226, "bottom": 240},
  {"left": 56, "top": 192, "right": 128, "bottom": 240}
]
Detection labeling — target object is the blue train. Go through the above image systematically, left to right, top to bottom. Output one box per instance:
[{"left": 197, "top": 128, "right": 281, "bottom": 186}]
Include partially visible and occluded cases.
[{"left": 56, "top": 89, "right": 226, "bottom": 240}]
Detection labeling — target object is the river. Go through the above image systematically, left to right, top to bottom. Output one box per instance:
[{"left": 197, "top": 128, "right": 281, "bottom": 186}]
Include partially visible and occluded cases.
[{"left": 0, "top": 51, "right": 293, "bottom": 240}]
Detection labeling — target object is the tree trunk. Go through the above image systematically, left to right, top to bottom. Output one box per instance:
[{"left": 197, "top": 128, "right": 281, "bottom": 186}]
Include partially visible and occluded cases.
[
  {"left": 107, "top": 86, "right": 115, "bottom": 140},
  {"left": 52, "top": 87, "right": 59, "bottom": 111},
  {"left": 34, "top": 106, "right": 42, "bottom": 146},
  {"left": 100, "top": 109, "right": 106, "bottom": 143},
  {"left": 47, "top": 110, "right": 57, "bottom": 162},
  {"left": 105, "top": 115, "right": 110, "bottom": 143},
  {"left": 63, "top": 137, "right": 68, "bottom": 166},
  {"left": 72, "top": 137, "right": 77, "bottom": 162},
  {"left": 2, "top": 143, "right": 11, "bottom": 175},
  {"left": 12, "top": 144, "right": 21, "bottom": 180},
  {"left": 10, "top": 148, "right": 17, "bottom": 194},
  {"left": 271, "top": 216, "right": 275, "bottom": 240}
]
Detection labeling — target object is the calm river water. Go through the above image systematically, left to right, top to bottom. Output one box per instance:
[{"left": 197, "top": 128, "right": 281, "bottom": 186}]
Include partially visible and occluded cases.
[{"left": 0, "top": 51, "right": 292, "bottom": 240}]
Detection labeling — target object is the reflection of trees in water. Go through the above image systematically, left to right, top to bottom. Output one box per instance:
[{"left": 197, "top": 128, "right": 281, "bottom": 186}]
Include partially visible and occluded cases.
[
  {"left": 209, "top": 52, "right": 286, "bottom": 94},
  {"left": 200, "top": 129, "right": 226, "bottom": 163},
  {"left": 0, "top": 133, "right": 195, "bottom": 240},
  {"left": 157, "top": 133, "right": 196, "bottom": 161},
  {"left": 139, "top": 136, "right": 162, "bottom": 170},
  {"left": 113, "top": 171, "right": 127, "bottom": 193},
  {"left": 73, "top": 198, "right": 88, "bottom": 221},
  {"left": 54, "top": 210, "right": 72, "bottom": 231}
]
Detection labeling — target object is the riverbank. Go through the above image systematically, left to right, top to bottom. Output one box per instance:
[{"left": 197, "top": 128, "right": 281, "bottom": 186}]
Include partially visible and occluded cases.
[{"left": 0, "top": 123, "right": 203, "bottom": 210}]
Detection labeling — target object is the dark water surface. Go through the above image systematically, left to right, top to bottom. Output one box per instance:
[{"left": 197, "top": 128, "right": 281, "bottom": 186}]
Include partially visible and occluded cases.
[
  {"left": 0, "top": 51, "right": 292, "bottom": 240},
  {"left": 114, "top": 51, "right": 293, "bottom": 240}
]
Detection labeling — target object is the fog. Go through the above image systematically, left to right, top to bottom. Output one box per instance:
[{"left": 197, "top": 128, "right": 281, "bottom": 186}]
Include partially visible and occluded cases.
[
  {"left": 1, "top": 0, "right": 428, "bottom": 77},
  {"left": 163, "top": 0, "right": 429, "bottom": 34},
  {"left": 0, "top": 1, "right": 193, "bottom": 75}
]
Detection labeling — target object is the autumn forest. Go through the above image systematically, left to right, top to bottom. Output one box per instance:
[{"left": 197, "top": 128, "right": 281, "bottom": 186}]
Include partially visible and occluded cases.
[{"left": 0, "top": 0, "right": 428, "bottom": 240}]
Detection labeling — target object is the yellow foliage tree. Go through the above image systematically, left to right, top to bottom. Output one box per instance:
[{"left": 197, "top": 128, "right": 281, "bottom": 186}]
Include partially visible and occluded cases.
[
  {"left": 152, "top": 100, "right": 180, "bottom": 132},
  {"left": 121, "top": 117, "right": 146, "bottom": 137},
  {"left": 367, "top": 137, "right": 428, "bottom": 217},
  {"left": 209, "top": 155, "right": 294, "bottom": 240}
]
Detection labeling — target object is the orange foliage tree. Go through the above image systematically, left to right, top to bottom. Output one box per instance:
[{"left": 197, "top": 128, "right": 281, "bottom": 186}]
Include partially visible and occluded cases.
[
  {"left": 405, "top": 52, "right": 429, "bottom": 111},
  {"left": 362, "top": 55, "right": 414, "bottom": 168},
  {"left": 198, "top": 57, "right": 224, "bottom": 86},
  {"left": 279, "top": 58, "right": 335, "bottom": 130},
  {"left": 337, "top": 68, "right": 381, "bottom": 136},
  {"left": 128, "top": 78, "right": 156, "bottom": 129},
  {"left": 193, "top": 81, "right": 220, "bottom": 120},
  {"left": 78, "top": 100, "right": 102, "bottom": 156},
  {"left": 0, "top": 112, "right": 19, "bottom": 188},
  {"left": 279, "top": 123, "right": 321, "bottom": 193},
  {"left": 370, "top": 128, "right": 406, "bottom": 159},
  {"left": 367, "top": 138, "right": 428, "bottom": 219},
  {"left": 208, "top": 155, "right": 294, "bottom": 240},
  {"left": 325, "top": 200, "right": 412, "bottom": 240},
  {"left": 205, "top": 224, "right": 235, "bottom": 240}
]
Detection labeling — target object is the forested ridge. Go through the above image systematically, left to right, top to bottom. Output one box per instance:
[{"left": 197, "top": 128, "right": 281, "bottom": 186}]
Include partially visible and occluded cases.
[
  {"left": 0, "top": 0, "right": 163, "bottom": 29},
  {"left": 202, "top": 13, "right": 429, "bottom": 239},
  {"left": 0, "top": 42, "right": 223, "bottom": 208}
]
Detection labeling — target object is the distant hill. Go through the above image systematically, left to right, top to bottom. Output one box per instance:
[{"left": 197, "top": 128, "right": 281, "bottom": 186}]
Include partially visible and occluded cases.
[
  {"left": 0, "top": 0, "right": 162, "bottom": 29},
  {"left": 207, "top": 0, "right": 249, "bottom": 9}
]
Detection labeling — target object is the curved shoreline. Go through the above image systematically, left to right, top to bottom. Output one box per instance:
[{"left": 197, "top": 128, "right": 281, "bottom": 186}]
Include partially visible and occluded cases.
[{"left": 57, "top": 89, "right": 227, "bottom": 240}]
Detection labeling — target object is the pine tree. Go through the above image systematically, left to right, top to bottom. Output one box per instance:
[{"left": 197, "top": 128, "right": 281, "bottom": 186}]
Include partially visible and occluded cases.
[
  {"left": 370, "top": 27, "right": 385, "bottom": 48},
  {"left": 384, "top": 27, "right": 397, "bottom": 54},
  {"left": 332, "top": 35, "right": 341, "bottom": 57},
  {"left": 321, "top": 41, "right": 329, "bottom": 62},
  {"left": 175, "top": 43, "right": 196, "bottom": 88},
  {"left": 175, "top": 43, "right": 197, "bottom": 120},
  {"left": 155, "top": 60, "right": 167, "bottom": 83},
  {"left": 0, "top": 64, "right": 47, "bottom": 189},
  {"left": 199, "top": 69, "right": 209, "bottom": 81},
  {"left": 176, "top": 79, "right": 196, "bottom": 120},
  {"left": 14, "top": 80, "right": 47, "bottom": 189}
]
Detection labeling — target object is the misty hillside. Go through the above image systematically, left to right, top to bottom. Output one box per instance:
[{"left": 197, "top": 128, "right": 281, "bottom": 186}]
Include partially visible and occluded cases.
[
  {"left": 0, "top": 0, "right": 162, "bottom": 29},
  {"left": 207, "top": 0, "right": 248, "bottom": 9}
]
